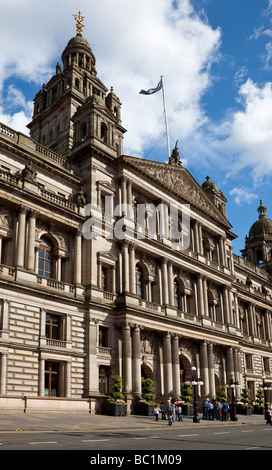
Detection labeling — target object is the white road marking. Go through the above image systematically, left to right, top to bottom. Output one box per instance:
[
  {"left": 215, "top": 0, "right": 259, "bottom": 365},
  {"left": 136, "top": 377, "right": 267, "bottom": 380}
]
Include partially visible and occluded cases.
[
  {"left": 214, "top": 431, "right": 230, "bottom": 435},
  {"left": 179, "top": 434, "right": 199, "bottom": 437},
  {"left": 81, "top": 439, "right": 110, "bottom": 442},
  {"left": 29, "top": 441, "right": 58, "bottom": 445}
]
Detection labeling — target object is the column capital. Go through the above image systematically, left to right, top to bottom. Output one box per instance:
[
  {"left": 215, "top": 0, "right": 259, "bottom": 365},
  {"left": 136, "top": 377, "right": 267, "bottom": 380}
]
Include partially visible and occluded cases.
[
  {"left": 19, "top": 204, "right": 28, "bottom": 214},
  {"left": 29, "top": 209, "right": 39, "bottom": 218}
]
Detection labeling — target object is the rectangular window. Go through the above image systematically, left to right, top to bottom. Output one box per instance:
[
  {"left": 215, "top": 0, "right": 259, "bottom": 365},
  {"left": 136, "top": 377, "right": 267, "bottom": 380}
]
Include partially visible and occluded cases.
[
  {"left": 102, "top": 267, "right": 108, "bottom": 291},
  {"left": 46, "top": 313, "right": 61, "bottom": 340},
  {"left": 99, "top": 326, "right": 108, "bottom": 347},
  {"left": 245, "top": 353, "right": 253, "bottom": 371},
  {"left": 264, "top": 357, "right": 270, "bottom": 373},
  {"left": 44, "top": 361, "right": 60, "bottom": 397},
  {"left": 99, "top": 365, "right": 109, "bottom": 395}
]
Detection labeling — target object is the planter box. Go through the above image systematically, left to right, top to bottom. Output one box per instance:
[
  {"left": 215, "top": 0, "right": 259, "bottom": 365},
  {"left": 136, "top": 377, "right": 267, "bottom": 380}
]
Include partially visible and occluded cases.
[
  {"left": 101, "top": 402, "right": 127, "bottom": 416},
  {"left": 135, "top": 403, "right": 154, "bottom": 416},
  {"left": 182, "top": 404, "right": 194, "bottom": 416},
  {"left": 237, "top": 405, "right": 253, "bottom": 415},
  {"left": 254, "top": 406, "right": 265, "bottom": 415}
]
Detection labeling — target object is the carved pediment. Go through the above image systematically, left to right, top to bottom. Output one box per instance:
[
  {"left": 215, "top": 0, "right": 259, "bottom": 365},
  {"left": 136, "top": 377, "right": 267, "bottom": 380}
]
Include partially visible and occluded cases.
[{"left": 122, "top": 156, "right": 231, "bottom": 228}]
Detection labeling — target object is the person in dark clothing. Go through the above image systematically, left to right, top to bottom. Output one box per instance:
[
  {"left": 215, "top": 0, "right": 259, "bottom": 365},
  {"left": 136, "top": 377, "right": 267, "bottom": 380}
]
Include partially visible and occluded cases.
[
  {"left": 221, "top": 401, "right": 229, "bottom": 421},
  {"left": 160, "top": 403, "right": 166, "bottom": 420}
]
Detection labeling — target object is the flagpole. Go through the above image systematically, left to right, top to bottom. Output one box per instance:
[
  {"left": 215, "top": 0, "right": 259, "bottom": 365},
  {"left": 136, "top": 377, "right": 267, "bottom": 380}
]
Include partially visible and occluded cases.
[{"left": 161, "top": 75, "right": 171, "bottom": 160}]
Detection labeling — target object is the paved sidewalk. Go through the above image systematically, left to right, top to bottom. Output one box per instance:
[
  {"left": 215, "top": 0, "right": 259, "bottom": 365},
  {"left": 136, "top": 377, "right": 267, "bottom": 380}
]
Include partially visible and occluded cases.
[{"left": 0, "top": 411, "right": 267, "bottom": 433}]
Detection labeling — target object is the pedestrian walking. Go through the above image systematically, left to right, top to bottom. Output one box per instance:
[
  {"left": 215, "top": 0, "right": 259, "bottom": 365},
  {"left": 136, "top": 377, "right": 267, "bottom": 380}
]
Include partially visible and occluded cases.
[
  {"left": 202, "top": 398, "right": 209, "bottom": 420},
  {"left": 166, "top": 400, "right": 174, "bottom": 425},
  {"left": 207, "top": 400, "right": 214, "bottom": 420},
  {"left": 213, "top": 400, "right": 220, "bottom": 420},
  {"left": 221, "top": 401, "right": 229, "bottom": 421},
  {"left": 160, "top": 402, "right": 166, "bottom": 420},
  {"left": 176, "top": 403, "right": 183, "bottom": 422},
  {"left": 154, "top": 404, "right": 161, "bottom": 421},
  {"left": 266, "top": 406, "right": 272, "bottom": 425}
]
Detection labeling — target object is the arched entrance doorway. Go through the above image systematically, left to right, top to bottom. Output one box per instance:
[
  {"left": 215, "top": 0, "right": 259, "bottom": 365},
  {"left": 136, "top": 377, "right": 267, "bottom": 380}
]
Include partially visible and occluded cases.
[
  {"left": 179, "top": 354, "right": 192, "bottom": 386},
  {"left": 141, "top": 363, "right": 156, "bottom": 396},
  {"left": 141, "top": 363, "right": 154, "bottom": 381}
]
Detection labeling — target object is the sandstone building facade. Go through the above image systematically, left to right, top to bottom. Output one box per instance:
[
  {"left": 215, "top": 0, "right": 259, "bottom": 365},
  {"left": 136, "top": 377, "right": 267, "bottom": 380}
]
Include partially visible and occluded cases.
[{"left": 0, "top": 23, "right": 272, "bottom": 413}]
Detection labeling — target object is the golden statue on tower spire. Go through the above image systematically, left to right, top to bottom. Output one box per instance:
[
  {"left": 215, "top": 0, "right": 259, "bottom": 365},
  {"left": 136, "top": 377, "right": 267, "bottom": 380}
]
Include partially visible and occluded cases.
[{"left": 73, "top": 11, "right": 85, "bottom": 36}]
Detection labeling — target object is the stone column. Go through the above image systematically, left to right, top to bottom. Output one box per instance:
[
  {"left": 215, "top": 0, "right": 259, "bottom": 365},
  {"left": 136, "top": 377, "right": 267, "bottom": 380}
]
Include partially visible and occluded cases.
[
  {"left": 121, "top": 178, "right": 127, "bottom": 216},
  {"left": 127, "top": 180, "right": 133, "bottom": 219},
  {"left": 16, "top": 205, "right": 28, "bottom": 268},
  {"left": 27, "top": 210, "right": 38, "bottom": 271},
  {"left": 193, "top": 221, "right": 200, "bottom": 253},
  {"left": 198, "top": 223, "right": 203, "bottom": 255},
  {"left": 74, "top": 228, "right": 82, "bottom": 285},
  {"left": 219, "top": 236, "right": 226, "bottom": 266},
  {"left": 122, "top": 241, "right": 129, "bottom": 293},
  {"left": 129, "top": 242, "right": 136, "bottom": 295},
  {"left": 55, "top": 256, "right": 62, "bottom": 282},
  {"left": 161, "top": 259, "right": 169, "bottom": 305},
  {"left": 168, "top": 261, "right": 174, "bottom": 306},
  {"left": 197, "top": 274, "right": 204, "bottom": 316},
  {"left": 202, "top": 276, "right": 209, "bottom": 317},
  {"left": 223, "top": 286, "right": 230, "bottom": 324},
  {"left": 228, "top": 290, "right": 234, "bottom": 325},
  {"left": 2, "top": 299, "right": 9, "bottom": 331},
  {"left": 248, "top": 303, "right": 255, "bottom": 336},
  {"left": 265, "top": 310, "right": 272, "bottom": 341},
  {"left": 66, "top": 314, "right": 71, "bottom": 343},
  {"left": 87, "top": 317, "right": 99, "bottom": 395},
  {"left": 122, "top": 322, "right": 132, "bottom": 395},
  {"left": 132, "top": 325, "right": 141, "bottom": 397},
  {"left": 163, "top": 332, "right": 173, "bottom": 396},
  {"left": 172, "top": 335, "right": 180, "bottom": 397},
  {"left": 200, "top": 340, "right": 209, "bottom": 396},
  {"left": 207, "top": 342, "right": 216, "bottom": 398},
  {"left": 226, "top": 347, "right": 234, "bottom": 380},
  {"left": 233, "top": 347, "right": 241, "bottom": 398},
  {"left": 0, "top": 352, "right": 7, "bottom": 395},
  {"left": 38, "top": 357, "right": 45, "bottom": 396},
  {"left": 65, "top": 361, "right": 71, "bottom": 397}
]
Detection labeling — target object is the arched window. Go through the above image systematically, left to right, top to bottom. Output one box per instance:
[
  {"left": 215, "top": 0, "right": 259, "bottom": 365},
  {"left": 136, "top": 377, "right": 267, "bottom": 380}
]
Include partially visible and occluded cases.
[
  {"left": 79, "top": 121, "right": 87, "bottom": 141},
  {"left": 101, "top": 123, "right": 107, "bottom": 143},
  {"left": 38, "top": 237, "right": 53, "bottom": 278},
  {"left": 136, "top": 263, "right": 144, "bottom": 299},
  {"left": 174, "top": 279, "right": 180, "bottom": 309}
]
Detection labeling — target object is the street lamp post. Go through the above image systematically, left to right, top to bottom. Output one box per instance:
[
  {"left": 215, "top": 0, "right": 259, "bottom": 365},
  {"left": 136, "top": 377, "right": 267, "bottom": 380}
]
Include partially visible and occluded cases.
[
  {"left": 185, "top": 366, "right": 203, "bottom": 423},
  {"left": 225, "top": 376, "right": 239, "bottom": 421},
  {"left": 259, "top": 376, "right": 271, "bottom": 421}
]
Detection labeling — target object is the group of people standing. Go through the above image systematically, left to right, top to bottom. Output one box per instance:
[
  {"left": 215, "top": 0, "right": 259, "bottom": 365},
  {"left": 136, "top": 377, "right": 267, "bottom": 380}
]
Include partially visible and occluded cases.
[
  {"left": 202, "top": 398, "right": 230, "bottom": 421},
  {"left": 154, "top": 400, "right": 184, "bottom": 422}
]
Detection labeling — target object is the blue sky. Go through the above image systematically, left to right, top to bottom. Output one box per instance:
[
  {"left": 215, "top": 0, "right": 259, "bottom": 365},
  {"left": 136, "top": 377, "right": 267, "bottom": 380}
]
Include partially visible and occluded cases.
[{"left": 1, "top": 0, "right": 272, "bottom": 256}]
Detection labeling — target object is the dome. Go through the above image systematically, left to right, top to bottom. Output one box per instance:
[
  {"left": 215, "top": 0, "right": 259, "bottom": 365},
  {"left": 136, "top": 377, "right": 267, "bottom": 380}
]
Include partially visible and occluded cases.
[
  {"left": 61, "top": 34, "right": 96, "bottom": 67},
  {"left": 202, "top": 176, "right": 219, "bottom": 194},
  {"left": 249, "top": 200, "right": 272, "bottom": 237}
]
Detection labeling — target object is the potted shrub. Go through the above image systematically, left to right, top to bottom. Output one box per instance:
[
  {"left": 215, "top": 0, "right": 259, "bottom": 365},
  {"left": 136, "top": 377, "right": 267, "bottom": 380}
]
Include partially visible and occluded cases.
[
  {"left": 102, "top": 375, "right": 127, "bottom": 416},
  {"left": 135, "top": 378, "right": 156, "bottom": 416},
  {"left": 181, "top": 382, "right": 193, "bottom": 416},
  {"left": 216, "top": 385, "right": 227, "bottom": 403},
  {"left": 237, "top": 387, "right": 253, "bottom": 415},
  {"left": 254, "top": 389, "right": 265, "bottom": 415}
]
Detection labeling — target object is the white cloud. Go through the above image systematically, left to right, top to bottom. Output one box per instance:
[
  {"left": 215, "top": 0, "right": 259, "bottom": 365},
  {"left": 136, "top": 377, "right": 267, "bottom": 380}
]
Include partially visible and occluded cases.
[
  {"left": 0, "top": 0, "right": 221, "bottom": 157},
  {"left": 222, "top": 79, "right": 272, "bottom": 183},
  {"left": 229, "top": 186, "right": 257, "bottom": 206}
]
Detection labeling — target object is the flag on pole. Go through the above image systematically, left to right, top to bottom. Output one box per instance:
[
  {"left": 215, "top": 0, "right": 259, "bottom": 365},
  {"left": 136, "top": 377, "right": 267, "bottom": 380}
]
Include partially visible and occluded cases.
[{"left": 139, "top": 78, "right": 162, "bottom": 95}]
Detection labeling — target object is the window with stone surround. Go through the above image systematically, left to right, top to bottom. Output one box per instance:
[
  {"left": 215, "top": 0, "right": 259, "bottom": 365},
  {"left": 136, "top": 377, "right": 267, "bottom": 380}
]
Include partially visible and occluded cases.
[
  {"left": 38, "top": 237, "right": 53, "bottom": 278},
  {"left": 46, "top": 313, "right": 61, "bottom": 340},
  {"left": 44, "top": 361, "right": 60, "bottom": 397},
  {"left": 99, "top": 365, "right": 109, "bottom": 395}
]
